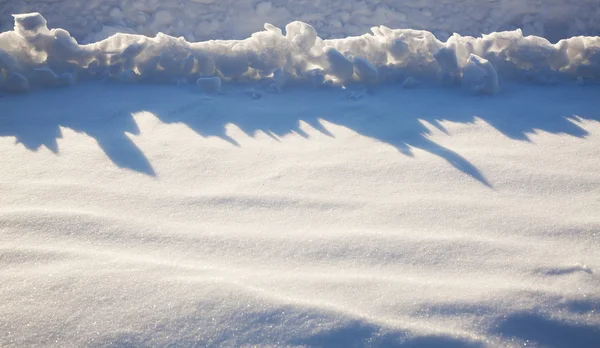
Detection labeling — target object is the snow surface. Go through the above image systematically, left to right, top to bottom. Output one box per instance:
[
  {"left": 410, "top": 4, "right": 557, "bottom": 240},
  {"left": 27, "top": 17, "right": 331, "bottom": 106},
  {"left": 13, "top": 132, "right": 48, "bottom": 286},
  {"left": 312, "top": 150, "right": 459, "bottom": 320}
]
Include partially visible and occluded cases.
[
  {"left": 1, "top": 0, "right": 600, "bottom": 43},
  {"left": 1, "top": 4, "right": 600, "bottom": 348},
  {"left": 1, "top": 13, "right": 600, "bottom": 95},
  {"left": 1, "top": 80, "right": 600, "bottom": 347}
]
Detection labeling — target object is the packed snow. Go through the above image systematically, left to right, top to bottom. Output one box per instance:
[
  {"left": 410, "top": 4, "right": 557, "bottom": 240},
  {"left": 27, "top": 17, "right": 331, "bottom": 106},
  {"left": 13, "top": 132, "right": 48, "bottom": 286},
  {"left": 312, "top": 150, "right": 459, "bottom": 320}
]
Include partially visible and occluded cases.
[
  {"left": 1, "top": 4, "right": 600, "bottom": 348},
  {"left": 1, "top": 13, "right": 600, "bottom": 95}
]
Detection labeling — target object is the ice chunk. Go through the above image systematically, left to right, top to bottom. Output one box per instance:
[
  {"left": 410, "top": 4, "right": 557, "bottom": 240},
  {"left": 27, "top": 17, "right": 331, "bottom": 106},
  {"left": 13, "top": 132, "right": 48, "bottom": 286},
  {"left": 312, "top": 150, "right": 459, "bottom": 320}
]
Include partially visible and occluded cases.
[
  {"left": 285, "top": 21, "right": 317, "bottom": 51},
  {"left": 264, "top": 23, "right": 282, "bottom": 36},
  {"left": 51, "top": 29, "right": 83, "bottom": 61},
  {"left": 434, "top": 47, "right": 460, "bottom": 85},
  {"left": 461, "top": 54, "right": 499, "bottom": 95},
  {"left": 196, "top": 76, "right": 221, "bottom": 93}
]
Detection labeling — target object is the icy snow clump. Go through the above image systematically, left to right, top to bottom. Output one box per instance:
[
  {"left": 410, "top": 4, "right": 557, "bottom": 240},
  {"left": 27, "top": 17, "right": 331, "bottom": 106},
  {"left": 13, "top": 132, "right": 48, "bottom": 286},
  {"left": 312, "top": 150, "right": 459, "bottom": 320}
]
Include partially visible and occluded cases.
[{"left": 1, "top": 13, "right": 600, "bottom": 94}]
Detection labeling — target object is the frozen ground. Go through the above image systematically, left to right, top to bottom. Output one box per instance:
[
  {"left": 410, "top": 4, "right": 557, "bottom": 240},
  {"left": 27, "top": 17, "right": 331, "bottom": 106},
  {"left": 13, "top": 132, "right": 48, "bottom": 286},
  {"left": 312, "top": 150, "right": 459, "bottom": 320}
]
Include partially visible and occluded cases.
[
  {"left": 1, "top": 0, "right": 600, "bottom": 42},
  {"left": 1, "top": 7, "right": 600, "bottom": 348},
  {"left": 1, "top": 81, "right": 599, "bottom": 347}
]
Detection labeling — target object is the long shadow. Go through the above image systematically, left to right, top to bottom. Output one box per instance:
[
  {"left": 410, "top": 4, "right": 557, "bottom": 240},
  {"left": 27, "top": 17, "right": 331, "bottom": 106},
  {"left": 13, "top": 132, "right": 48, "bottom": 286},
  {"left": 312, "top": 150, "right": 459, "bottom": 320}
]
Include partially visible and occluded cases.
[
  {"left": 1, "top": 82, "right": 599, "bottom": 185},
  {"left": 0, "top": 87, "right": 155, "bottom": 175},
  {"left": 415, "top": 296, "right": 600, "bottom": 347},
  {"left": 88, "top": 305, "right": 484, "bottom": 348},
  {"left": 493, "top": 311, "right": 600, "bottom": 348},
  {"left": 287, "top": 320, "right": 483, "bottom": 347},
  {"left": 90, "top": 323, "right": 483, "bottom": 348}
]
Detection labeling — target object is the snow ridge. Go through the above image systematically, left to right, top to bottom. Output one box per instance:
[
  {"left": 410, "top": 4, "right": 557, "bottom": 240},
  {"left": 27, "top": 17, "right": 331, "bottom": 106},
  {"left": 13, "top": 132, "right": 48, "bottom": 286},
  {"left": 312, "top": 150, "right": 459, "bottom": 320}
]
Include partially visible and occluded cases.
[{"left": 1, "top": 12, "right": 599, "bottom": 94}]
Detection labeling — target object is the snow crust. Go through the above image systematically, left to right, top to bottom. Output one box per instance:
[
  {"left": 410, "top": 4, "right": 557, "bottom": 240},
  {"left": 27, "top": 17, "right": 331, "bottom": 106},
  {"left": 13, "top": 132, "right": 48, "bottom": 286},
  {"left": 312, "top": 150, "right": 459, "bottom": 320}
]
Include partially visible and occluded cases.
[
  {"left": 1, "top": 0, "right": 599, "bottom": 43},
  {"left": 1, "top": 13, "right": 600, "bottom": 94}
]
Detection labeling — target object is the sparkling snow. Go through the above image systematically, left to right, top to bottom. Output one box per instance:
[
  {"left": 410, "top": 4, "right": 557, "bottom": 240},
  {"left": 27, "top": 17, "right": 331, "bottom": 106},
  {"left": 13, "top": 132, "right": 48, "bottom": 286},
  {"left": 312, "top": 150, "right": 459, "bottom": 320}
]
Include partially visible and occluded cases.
[{"left": 1, "top": 5, "right": 599, "bottom": 348}]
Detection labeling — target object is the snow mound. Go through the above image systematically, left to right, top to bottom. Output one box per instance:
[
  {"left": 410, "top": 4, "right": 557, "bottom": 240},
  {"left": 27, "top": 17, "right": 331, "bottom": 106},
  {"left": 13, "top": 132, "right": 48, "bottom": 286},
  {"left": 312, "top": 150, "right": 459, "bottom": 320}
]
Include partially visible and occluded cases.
[{"left": 1, "top": 13, "right": 600, "bottom": 93}]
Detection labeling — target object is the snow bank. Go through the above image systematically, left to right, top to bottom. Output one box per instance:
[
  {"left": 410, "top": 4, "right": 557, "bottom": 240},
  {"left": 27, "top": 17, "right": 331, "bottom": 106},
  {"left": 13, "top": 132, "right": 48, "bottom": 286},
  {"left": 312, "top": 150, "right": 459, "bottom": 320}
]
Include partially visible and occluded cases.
[
  {"left": 1, "top": 0, "right": 599, "bottom": 43},
  {"left": 1, "top": 12, "right": 600, "bottom": 93}
]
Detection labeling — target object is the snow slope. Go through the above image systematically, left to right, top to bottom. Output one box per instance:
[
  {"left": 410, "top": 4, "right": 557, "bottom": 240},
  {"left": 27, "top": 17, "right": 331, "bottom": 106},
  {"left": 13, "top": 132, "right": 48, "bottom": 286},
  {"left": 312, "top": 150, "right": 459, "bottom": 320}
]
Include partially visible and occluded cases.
[
  {"left": 1, "top": 0, "right": 599, "bottom": 42},
  {"left": 1, "top": 4, "right": 600, "bottom": 348},
  {"left": 1, "top": 81, "right": 599, "bottom": 347}
]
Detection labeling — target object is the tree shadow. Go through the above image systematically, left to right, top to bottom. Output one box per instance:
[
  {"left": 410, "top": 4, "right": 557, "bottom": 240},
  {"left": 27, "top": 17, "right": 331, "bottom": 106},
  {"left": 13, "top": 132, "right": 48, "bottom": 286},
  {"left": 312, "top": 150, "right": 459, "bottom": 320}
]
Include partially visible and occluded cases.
[
  {"left": 1, "top": 82, "right": 598, "bottom": 185},
  {"left": 0, "top": 87, "right": 155, "bottom": 175},
  {"left": 415, "top": 296, "right": 600, "bottom": 348},
  {"left": 492, "top": 311, "right": 600, "bottom": 348}
]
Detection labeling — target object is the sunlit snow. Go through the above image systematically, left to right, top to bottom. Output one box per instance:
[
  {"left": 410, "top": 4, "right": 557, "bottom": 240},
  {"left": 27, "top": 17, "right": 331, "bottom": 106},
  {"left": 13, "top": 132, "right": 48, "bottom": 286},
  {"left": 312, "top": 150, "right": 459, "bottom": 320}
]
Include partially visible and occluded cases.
[{"left": 1, "top": 3, "right": 599, "bottom": 348}]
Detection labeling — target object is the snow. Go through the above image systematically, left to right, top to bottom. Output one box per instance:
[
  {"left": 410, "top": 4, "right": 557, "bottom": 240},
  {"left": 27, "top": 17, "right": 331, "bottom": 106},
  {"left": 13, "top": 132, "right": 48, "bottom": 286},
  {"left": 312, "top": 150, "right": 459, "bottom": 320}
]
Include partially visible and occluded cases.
[
  {"left": 1, "top": 0, "right": 599, "bottom": 43},
  {"left": 1, "top": 4, "right": 600, "bottom": 348},
  {"left": 1, "top": 13, "right": 599, "bottom": 95},
  {"left": 461, "top": 54, "right": 499, "bottom": 95},
  {"left": 1, "top": 79, "right": 599, "bottom": 348}
]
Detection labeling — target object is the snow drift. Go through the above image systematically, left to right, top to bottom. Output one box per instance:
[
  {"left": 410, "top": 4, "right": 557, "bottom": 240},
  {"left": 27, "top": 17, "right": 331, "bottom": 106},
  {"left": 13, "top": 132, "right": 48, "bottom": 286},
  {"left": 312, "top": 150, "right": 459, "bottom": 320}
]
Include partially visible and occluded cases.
[
  {"left": 1, "top": 0, "right": 599, "bottom": 43},
  {"left": 1, "top": 12, "right": 599, "bottom": 94}
]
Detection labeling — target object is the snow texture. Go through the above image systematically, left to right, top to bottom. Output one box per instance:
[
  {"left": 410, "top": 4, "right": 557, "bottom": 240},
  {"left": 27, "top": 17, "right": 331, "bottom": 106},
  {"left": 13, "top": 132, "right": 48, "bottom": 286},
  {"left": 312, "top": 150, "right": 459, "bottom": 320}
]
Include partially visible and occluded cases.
[
  {"left": 1, "top": 0, "right": 599, "bottom": 43},
  {"left": 1, "top": 5, "right": 600, "bottom": 347},
  {"left": 1, "top": 13, "right": 600, "bottom": 94},
  {"left": 461, "top": 54, "right": 500, "bottom": 95},
  {"left": 1, "top": 81, "right": 599, "bottom": 348}
]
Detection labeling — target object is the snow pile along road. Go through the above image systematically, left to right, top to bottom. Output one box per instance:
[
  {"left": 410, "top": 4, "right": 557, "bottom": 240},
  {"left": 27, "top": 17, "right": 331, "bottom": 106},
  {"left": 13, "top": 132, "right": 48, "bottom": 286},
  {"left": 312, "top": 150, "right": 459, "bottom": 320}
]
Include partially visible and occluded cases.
[
  {"left": 1, "top": 0, "right": 599, "bottom": 42},
  {"left": 1, "top": 13, "right": 599, "bottom": 95}
]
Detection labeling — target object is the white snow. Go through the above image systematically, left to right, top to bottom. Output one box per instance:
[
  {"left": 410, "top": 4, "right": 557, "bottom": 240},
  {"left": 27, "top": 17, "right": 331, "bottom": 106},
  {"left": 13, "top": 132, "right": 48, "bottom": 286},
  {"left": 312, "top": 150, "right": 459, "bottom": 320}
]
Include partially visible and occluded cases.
[
  {"left": 1, "top": 0, "right": 599, "bottom": 43},
  {"left": 1, "top": 3, "right": 600, "bottom": 348},
  {"left": 1, "top": 13, "right": 599, "bottom": 95},
  {"left": 461, "top": 54, "right": 499, "bottom": 95},
  {"left": 1, "top": 81, "right": 599, "bottom": 347}
]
